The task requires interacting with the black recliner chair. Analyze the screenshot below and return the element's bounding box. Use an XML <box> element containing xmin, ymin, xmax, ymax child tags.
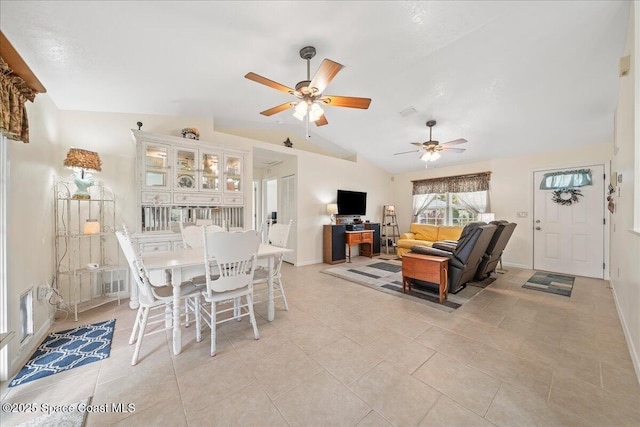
<box><xmin>409</xmin><ymin>223</ymin><xmax>497</xmax><ymax>294</ymax></box>
<box><xmin>474</xmin><ymin>221</ymin><xmax>517</xmax><ymax>280</ymax></box>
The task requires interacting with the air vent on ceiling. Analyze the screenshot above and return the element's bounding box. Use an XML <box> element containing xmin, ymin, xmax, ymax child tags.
<box><xmin>399</xmin><ymin>107</ymin><xmax>417</xmax><ymax>117</ymax></box>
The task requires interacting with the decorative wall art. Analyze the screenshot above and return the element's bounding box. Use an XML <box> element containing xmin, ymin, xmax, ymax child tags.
<box><xmin>607</xmin><ymin>172</ymin><xmax>617</xmax><ymax>213</ymax></box>
<box><xmin>551</xmin><ymin>188</ymin><xmax>583</xmax><ymax>206</ymax></box>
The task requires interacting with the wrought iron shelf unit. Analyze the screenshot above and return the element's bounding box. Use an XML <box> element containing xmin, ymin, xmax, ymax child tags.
<box><xmin>54</xmin><ymin>178</ymin><xmax>128</xmax><ymax>321</ymax></box>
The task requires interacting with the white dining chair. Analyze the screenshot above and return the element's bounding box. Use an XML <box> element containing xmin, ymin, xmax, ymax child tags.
<box><xmin>253</xmin><ymin>220</ymin><xmax>292</xmax><ymax>310</ymax></box>
<box><xmin>198</xmin><ymin>230</ymin><xmax>261</xmax><ymax>356</ymax></box>
<box><xmin>115</xmin><ymin>231</ymin><xmax>201</xmax><ymax>365</ymax></box>
<box><xmin>180</xmin><ymin>223</ymin><xmax>225</xmax><ymax>249</ymax></box>
<box><xmin>179</xmin><ymin>223</ymin><xmax>224</xmax><ymax>286</ymax></box>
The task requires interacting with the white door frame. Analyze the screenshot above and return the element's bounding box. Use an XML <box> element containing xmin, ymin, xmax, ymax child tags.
<box><xmin>0</xmin><ymin>135</ymin><xmax>9</xmax><ymax>380</ymax></box>
<box><xmin>279</xmin><ymin>174</ymin><xmax>296</xmax><ymax>264</ymax></box>
<box><xmin>532</xmin><ymin>163</ymin><xmax>609</xmax><ymax>279</ymax></box>
<box><xmin>252</xmin><ymin>179</ymin><xmax>260</xmax><ymax>231</ymax></box>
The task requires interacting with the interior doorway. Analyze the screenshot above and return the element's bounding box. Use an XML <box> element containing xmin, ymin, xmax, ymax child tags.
<box><xmin>533</xmin><ymin>164</ymin><xmax>605</xmax><ymax>278</ymax></box>
<box><xmin>263</xmin><ymin>178</ymin><xmax>278</xmax><ymax>225</ymax></box>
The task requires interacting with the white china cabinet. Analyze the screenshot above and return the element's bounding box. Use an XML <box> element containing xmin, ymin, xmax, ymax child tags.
<box><xmin>131</xmin><ymin>130</ymin><xmax>250</xmax><ymax>254</ymax></box>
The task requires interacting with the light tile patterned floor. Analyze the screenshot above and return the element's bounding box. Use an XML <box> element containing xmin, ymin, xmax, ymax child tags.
<box><xmin>2</xmin><ymin>260</ymin><xmax>639</xmax><ymax>426</ymax></box>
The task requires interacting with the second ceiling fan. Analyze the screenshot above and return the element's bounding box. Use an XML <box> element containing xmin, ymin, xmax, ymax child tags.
<box><xmin>395</xmin><ymin>120</ymin><xmax>467</xmax><ymax>162</ymax></box>
<box><xmin>245</xmin><ymin>46</ymin><xmax>371</xmax><ymax>127</ymax></box>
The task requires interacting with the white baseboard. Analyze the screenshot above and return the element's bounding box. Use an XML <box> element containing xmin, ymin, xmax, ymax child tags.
<box><xmin>501</xmin><ymin>261</ymin><xmax>531</xmax><ymax>270</ymax></box>
<box><xmin>610</xmin><ymin>279</ymin><xmax>640</xmax><ymax>385</ymax></box>
<box><xmin>8</xmin><ymin>316</ymin><xmax>52</xmax><ymax>381</ymax></box>
<box><xmin>296</xmin><ymin>259</ymin><xmax>324</xmax><ymax>267</ymax></box>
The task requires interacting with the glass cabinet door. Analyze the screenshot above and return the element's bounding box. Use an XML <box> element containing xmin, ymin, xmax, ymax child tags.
<box><xmin>144</xmin><ymin>143</ymin><xmax>169</xmax><ymax>189</ymax></box>
<box><xmin>200</xmin><ymin>151</ymin><xmax>220</xmax><ymax>191</ymax></box>
<box><xmin>175</xmin><ymin>148</ymin><xmax>197</xmax><ymax>190</ymax></box>
<box><xmin>224</xmin><ymin>155</ymin><xmax>242</xmax><ymax>193</ymax></box>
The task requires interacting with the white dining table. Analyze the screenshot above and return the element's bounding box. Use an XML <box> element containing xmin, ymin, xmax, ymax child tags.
<box><xmin>141</xmin><ymin>243</ymin><xmax>292</xmax><ymax>355</ymax></box>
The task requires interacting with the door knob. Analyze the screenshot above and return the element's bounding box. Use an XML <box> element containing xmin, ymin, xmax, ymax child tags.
<box><xmin>535</xmin><ymin>219</ymin><xmax>541</xmax><ymax>223</ymax></box>
<box><xmin>535</xmin><ymin>226</ymin><xmax>541</xmax><ymax>230</ymax></box>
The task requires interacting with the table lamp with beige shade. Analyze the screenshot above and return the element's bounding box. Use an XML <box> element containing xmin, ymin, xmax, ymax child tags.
<box><xmin>63</xmin><ymin>148</ymin><xmax>102</xmax><ymax>199</ymax></box>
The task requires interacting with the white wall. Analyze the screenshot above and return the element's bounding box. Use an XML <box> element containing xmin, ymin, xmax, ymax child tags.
<box><xmin>52</xmin><ymin>110</ymin><xmax>393</xmax><ymax>267</ymax></box>
<box><xmin>5</xmin><ymin>94</ymin><xmax>59</xmax><ymax>378</ymax></box>
<box><xmin>609</xmin><ymin>3</ymin><xmax>640</xmax><ymax>380</ymax></box>
<box><xmin>296</xmin><ymin>152</ymin><xmax>393</xmax><ymax>265</ymax></box>
<box><xmin>391</xmin><ymin>142</ymin><xmax>610</xmax><ymax>269</ymax></box>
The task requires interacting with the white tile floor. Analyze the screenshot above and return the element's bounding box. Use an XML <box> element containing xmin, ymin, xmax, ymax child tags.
<box><xmin>2</xmin><ymin>259</ymin><xmax>639</xmax><ymax>426</ymax></box>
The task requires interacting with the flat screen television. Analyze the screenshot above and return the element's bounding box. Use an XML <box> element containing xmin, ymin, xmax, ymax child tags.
<box><xmin>337</xmin><ymin>190</ymin><xmax>367</xmax><ymax>216</ymax></box>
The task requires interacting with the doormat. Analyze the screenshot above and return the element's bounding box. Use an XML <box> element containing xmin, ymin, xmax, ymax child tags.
<box><xmin>15</xmin><ymin>396</ymin><xmax>92</xmax><ymax>427</ymax></box>
<box><xmin>9</xmin><ymin>319</ymin><xmax>115</xmax><ymax>388</ymax></box>
<box><xmin>522</xmin><ymin>271</ymin><xmax>574</xmax><ymax>297</ymax></box>
<box><xmin>321</xmin><ymin>260</ymin><xmax>494</xmax><ymax>313</ymax></box>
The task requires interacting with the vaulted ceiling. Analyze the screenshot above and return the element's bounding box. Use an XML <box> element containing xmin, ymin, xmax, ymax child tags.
<box><xmin>0</xmin><ymin>1</ymin><xmax>630</xmax><ymax>173</ymax></box>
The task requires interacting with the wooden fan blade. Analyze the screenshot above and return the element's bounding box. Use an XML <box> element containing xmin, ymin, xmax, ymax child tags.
<box><xmin>309</xmin><ymin>59</ymin><xmax>344</xmax><ymax>94</ymax></box>
<box><xmin>260</xmin><ymin>102</ymin><xmax>296</xmax><ymax>116</ymax></box>
<box><xmin>443</xmin><ymin>147</ymin><xmax>466</xmax><ymax>153</ymax></box>
<box><xmin>410</xmin><ymin>142</ymin><xmax>424</xmax><ymax>147</ymax></box>
<box><xmin>315</xmin><ymin>115</ymin><xmax>328</xmax><ymax>126</ymax></box>
<box><xmin>441</xmin><ymin>138</ymin><xmax>467</xmax><ymax>146</ymax></box>
<box><xmin>245</xmin><ymin>72</ymin><xmax>294</xmax><ymax>94</ymax></box>
<box><xmin>320</xmin><ymin>95</ymin><xmax>371</xmax><ymax>109</ymax></box>
<box><xmin>394</xmin><ymin>149</ymin><xmax>419</xmax><ymax>155</ymax></box>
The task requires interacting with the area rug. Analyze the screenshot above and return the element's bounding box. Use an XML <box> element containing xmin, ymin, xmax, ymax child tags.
<box><xmin>522</xmin><ymin>271</ymin><xmax>574</xmax><ymax>297</ymax></box>
<box><xmin>9</xmin><ymin>319</ymin><xmax>115</xmax><ymax>388</ymax></box>
<box><xmin>15</xmin><ymin>396</ymin><xmax>92</xmax><ymax>427</ymax></box>
<box><xmin>321</xmin><ymin>260</ymin><xmax>494</xmax><ymax>313</ymax></box>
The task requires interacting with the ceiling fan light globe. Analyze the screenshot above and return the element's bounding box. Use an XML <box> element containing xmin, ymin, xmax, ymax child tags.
<box><xmin>309</xmin><ymin>103</ymin><xmax>324</xmax><ymax>121</ymax></box>
<box><xmin>293</xmin><ymin>102</ymin><xmax>307</xmax><ymax>120</ymax></box>
<box><xmin>431</xmin><ymin>151</ymin><xmax>441</xmax><ymax>161</ymax></box>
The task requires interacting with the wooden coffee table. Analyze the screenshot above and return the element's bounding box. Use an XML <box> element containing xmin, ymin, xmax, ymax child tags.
<box><xmin>401</xmin><ymin>253</ymin><xmax>449</xmax><ymax>303</ymax></box>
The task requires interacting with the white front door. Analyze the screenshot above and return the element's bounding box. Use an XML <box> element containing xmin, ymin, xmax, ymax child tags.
<box><xmin>533</xmin><ymin>165</ymin><xmax>604</xmax><ymax>278</ymax></box>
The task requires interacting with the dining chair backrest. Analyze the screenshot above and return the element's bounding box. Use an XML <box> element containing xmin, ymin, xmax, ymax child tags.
<box><xmin>203</xmin><ymin>230</ymin><xmax>260</xmax><ymax>294</ymax></box>
<box><xmin>115</xmin><ymin>231</ymin><xmax>156</xmax><ymax>306</ymax></box>
<box><xmin>180</xmin><ymin>223</ymin><xmax>204</xmax><ymax>249</ymax></box>
<box><xmin>267</xmin><ymin>220</ymin><xmax>292</xmax><ymax>248</ymax></box>
<box><xmin>195</xmin><ymin>219</ymin><xmax>213</xmax><ymax>226</ymax></box>
<box><xmin>181</xmin><ymin>223</ymin><xmax>223</xmax><ymax>249</ymax></box>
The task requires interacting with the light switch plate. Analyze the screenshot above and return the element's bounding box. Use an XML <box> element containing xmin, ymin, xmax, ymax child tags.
<box><xmin>516</xmin><ymin>211</ymin><xmax>528</xmax><ymax>218</ymax></box>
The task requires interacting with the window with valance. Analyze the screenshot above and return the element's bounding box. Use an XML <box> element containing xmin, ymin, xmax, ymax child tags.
<box><xmin>412</xmin><ymin>172</ymin><xmax>491</xmax><ymax>225</ymax></box>
<box><xmin>412</xmin><ymin>171</ymin><xmax>491</xmax><ymax>194</ymax></box>
<box><xmin>0</xmin><ymin>56</ymin><xmax>36</xmax><ymax>143</ymax></box>
<box><xmin>1</xmin><ymin>32</ymin><xmax>46</xmax><ymax>144</ymax></box>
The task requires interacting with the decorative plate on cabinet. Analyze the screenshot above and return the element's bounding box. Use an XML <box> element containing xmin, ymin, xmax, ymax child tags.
<box><xmin>177</xmin><ymin>175</ymin><xmax>195</xmax><ymax>188</ymax></box>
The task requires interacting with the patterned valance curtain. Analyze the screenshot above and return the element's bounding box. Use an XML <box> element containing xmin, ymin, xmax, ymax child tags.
<box><xmin>539</xmin><ymin>169</ymin><xmax>592</xmax><ymax>190</ymax></box>
<box><xmin>412</xmin><ymin>171</ymin><xmax>491</xmax><ymax>195</ymax></box>
<box><xmin>0</xmin><ymin>56</ymin><xmax>35</xmax><ymax>143</ymax></box>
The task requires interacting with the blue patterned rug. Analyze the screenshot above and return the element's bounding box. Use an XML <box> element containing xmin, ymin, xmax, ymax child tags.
<box><xmin>522</xmin><ymin>271</ymin><xmax>575</xmax><ymax>297</ymax></box>
<box><xmin>9</xmin><ymin>319</ymin><xmax>115</xmax><ymax>387</ymax></box>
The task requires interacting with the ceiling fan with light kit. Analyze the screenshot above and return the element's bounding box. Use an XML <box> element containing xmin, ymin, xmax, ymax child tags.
<box><xmin>394</xmin><ymin>120</ymin><xmax>467</xmax><ymax>165</ymax></box>
<box><xmin>245</xmin><ymin>46</ymin><xmax>371</xmax><ymax>138</ymax></box>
